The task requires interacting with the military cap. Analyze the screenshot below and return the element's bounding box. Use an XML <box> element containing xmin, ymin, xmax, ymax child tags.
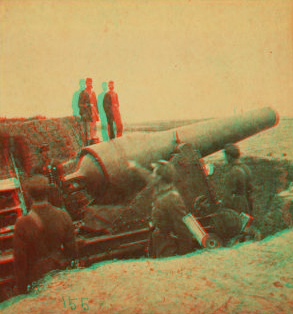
<box><xmin>24</xmin><ymin>175</ymin><xmax>51</xmax><ymax>200</ymax></box>
<box><xmin>223</xmin><ymin>143</ymin><xmax>240</xmax><ymax>159</ymax></box>
<box><xmin>151</xmin><ymin>160</ymin><xmax>176</xmax><ymax>184</ymax></box>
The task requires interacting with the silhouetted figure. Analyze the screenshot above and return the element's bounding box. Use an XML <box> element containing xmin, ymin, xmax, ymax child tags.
<box><xmin>13</xmin><ymin>175</ymin><xmax>78</xmax><ymax>294</ymax></box>
<box><xmin>79</xmin><ymin>78</ymin><xmax>100</xmax><ymax>145</ymax></box>
<box><xmin>29</xmin><ymin>143</ymin><xmax>50</xmax><ymax>177</ymax></box>
<box><xmin>221</xmin><ymin>143</ymin><xmax>254</xmax><ymax>215</ymax></box>
<box><xmin>72</xmin><ymin>79</ymin><xmax>85</xmax><ymax>119</ymax></box>
<box><xmin>128</xmin><ymin>160</ymin><xmax>194</xmax><ymax>258</ymax></box>
<box><xmin>260</xmin><ymin>173</ymin><xmax>293</xmax><ymax>239</ymax></box>
<box><xmin>72</xmin><ymin>79</ymin><xmax>85</xmax><ymax>143</ymax></box>
<box><xmin>31</xmin><ymin>144</ymin><xmax>64</xmax><ymax>208</ymax></box>
<box><xmin>97</xmin><ymin>82</ymin><xmax>112</xmax><ymax>141</ymax></box>
<box><xmin>86</xmin><ymin>78</ymin><xmax>100</xmax><ymax>144</ymax></box>
<box><xmin>103</xmin><ymin>81</ymin><xmax>123</xmax><ymax>139</ymax></box>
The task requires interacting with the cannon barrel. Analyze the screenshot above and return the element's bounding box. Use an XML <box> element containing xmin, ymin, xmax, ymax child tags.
<box><xmin>64</xmin><ymin>107</ymin><xmax>278</xmax><ymax>202</ymax></box>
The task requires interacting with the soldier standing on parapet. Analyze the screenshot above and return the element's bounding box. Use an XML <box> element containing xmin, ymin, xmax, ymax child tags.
<box><xmin>72</xmin><ymin>79</ymin><xmax>85</xmax><ymax>119</ymax></box>
<box><xmin>103</xmin><ymin>81</ymin><xmax>123</xmax><ymax>139</ymax></box>
<box><xmin>79</xmin><ymin>78</ymin><xmax>100</xmax><ymax>146</ymax></box>
<box><xmin>128</xmin><ymin>160</ymin><xmax>194</xmax><ymax>258</ymax></box>
<box><xmin>13</xmin><ymin>175</ymin><xmax>78</xmax><ymax>295</ymax></box>
<box><xmin>72</xmin><ymin>79</ymin><xmax>85</xmax><ymax>142</ymax></box>
<box><xmin>221</xmin><ymin>143</ymin><xmax>254</xmax><ymax>215</ymax></box>
<box><xmin>87</xmin><ymin>78</ymin><xmax>100</xmax><ymax>144</ymax></box>
<box><xmin>97</xmin><ymin>82</ymin><xmax>111</xmax><ymax>141</ymax></box>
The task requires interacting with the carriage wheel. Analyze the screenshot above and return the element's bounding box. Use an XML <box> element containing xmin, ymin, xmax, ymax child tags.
<box><xmin>203</xmin><ymin>233</ymin><xmax>223</xmax><ymax>249</ymax></box>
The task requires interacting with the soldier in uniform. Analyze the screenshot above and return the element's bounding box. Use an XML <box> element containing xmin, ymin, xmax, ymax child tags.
<box><xmin>78</xmin><ymin>78</ymin><xmax>94</xmax><ymax>145</ymax></box>
<box><xmin>97</xmin><ymin>81</ymin><xmax>111</xmax><ymax>141</ymax></box>
<box><xmin>13</xmin><ymin>175</ymin><xmax>78</xmax><ymax>294</ymax></box>
<box><xmin>72</xmin><ymin>79</ymin><xmax>85</xmax><ymax>143</ymax></box>
<box><xmin>128</xmin><ymin>160</ymin><xmax>194</xmax><ymax>258</ymax></box>
<box><xmin>86</xmin><ymin>78</ymin><xmax>100</xmax><ymax>144</ymax></box>
<box><xmin>260</xmin><ymin>169</ymin><xmax>293</xmax><ymax>239</ymax></box>
<box><xmin>32</xmin><ymin>144</ymin><xmax>63</xmax><ymax>208</ymax></box>
<box><xmin>72</xmin><ymin>79</ymin><xmax>85</xmax><ymax>120</ymax></box>
<box><xmin>221</xmin><ymin>143</ymin><xmax>254</xmax><ymax>215</ymax></box>
<box><xmin>29</xmin><ymin>143</ymin><xmax>50</xmax><ymax>177</ymax></box>
<box><xmin>103</xmin><ymin>81</ymin><xmax>123</xmax><ymax>139</ymax></box>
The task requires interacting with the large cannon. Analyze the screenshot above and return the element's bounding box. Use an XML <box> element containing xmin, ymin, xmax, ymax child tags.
<box><xmin>0</xmin><ymin>106</ymin><xmax>279</xmax><ymax>301</ymax></box>
<box><xmin>63</xmin><ymin>106</ymin><xmax>278</xmax><ymax>205</ymax></box>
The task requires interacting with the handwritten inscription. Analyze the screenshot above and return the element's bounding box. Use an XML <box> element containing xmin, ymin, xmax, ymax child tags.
<box><xmin>62</xmin><ymin>297</ymin><xmax>89</xmax><ymax>310</ymax></box>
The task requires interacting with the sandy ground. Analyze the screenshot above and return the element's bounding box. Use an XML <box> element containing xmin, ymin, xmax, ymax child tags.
<box><xmin>1</xmin><ymin>228</ymin><xmax>293</xmax><ymax>314</ymax></box>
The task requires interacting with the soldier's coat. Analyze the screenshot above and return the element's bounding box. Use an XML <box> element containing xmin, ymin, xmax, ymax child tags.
<box><xmin>13</xmin><ymin>202</ymin><xmax>78</xmax><ymax>294</ymax></box>
<box><xmin>150</xmin><ymin>186</ymin><xmax>194</xmax><ymax>258</ymax></box>
<box><xmin>222</xmin><ymin>160</ymin><xmax>254</xmax><ymax>215</ymax></box>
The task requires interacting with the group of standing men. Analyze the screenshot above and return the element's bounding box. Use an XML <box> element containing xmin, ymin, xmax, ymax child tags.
<box><xmin>72</xmin><ymin>79</ymin><xmax>123</xmax><ymax>146</ymax></box>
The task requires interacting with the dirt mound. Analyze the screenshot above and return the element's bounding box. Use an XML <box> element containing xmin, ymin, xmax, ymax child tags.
<box><xmin>0</xmin><ymin>117</ymin><xmax>82</xmax><ymax>178</ymax></box>
<box><xmin>1</xmin><ymin>229</ymin><xmax>293</xmax><ymax>314</ymax></box>
<box><xmin>209</xmin><ymin>156</ymin><xmax>293</xmax><ymax>235</ymax></box>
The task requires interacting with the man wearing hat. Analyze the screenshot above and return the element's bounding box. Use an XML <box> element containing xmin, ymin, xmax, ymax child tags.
<box><xmin>29</xmin><ymin>143</ymin><xmax>50</xmax><ymax>177</ymax></box>
<box><xmin>97</xmin><ymin>81</ymin><xmax>111</xmax><ymax>141</ymax></box>
<box><xmin>30</xmin><ymin>144</ymin><xmax>63</xmax><ymax>208</ymax></box>
<box><xmin>13</xmin><ymin>175</ymin><xmax>78</xmax><ymax>294</ymax></box>
<box><xmin>72</xmin><ymin>79</ymin><xmax>85</xmax><ymax>119</ymax></box>
<box><xmin>128</xmin><ymin>159</ymin><xmax>194</xmax><ymax>258</ymax></box>
<box><xmin>72</xmin><ymin>79</ymin><xmax>85</xmax><ymax>142</ymax></box>
<box><xmin>103</xmin><ymin>81</ymin><xmax>123</xmax><ymax>139</ymax></box>
<box><xmin>78</xmin><ymin>78</ymin><xmax>100</xmax><ymax>145</ymax></box>
<box><xmin>221</xmin><ymin>143</ymin><xmax>254</xmax><ymax>215</ymax></box>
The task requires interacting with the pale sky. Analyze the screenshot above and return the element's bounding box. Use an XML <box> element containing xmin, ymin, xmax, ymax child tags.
<box><xmin>1</xmin><ymin>0</ymin><xmax>293</xmax><ymax>123</ymax></box>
